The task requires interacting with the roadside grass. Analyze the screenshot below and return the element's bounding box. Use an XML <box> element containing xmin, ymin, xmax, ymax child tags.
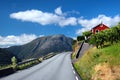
<box><xmin>17</xmin><ymin>60</ymin><xmax>40</xmax><ymax>70</ymax></box>
<box><xmin>72</xmin><ymin>41</ymin><xmax>81</xmax><ymax>59</ymax></box>
<box><xmin>74</xmin><ymin>42</ymin><xmax>120</xmax><ymax>80</ymax></box>
<box><xmin>0</xmin><ymin>65</ymin><xmax>12</xmax><ymax>70</ymax></box>
<box><xmin>71</xmin><ymin>52</ymin><xmax>76</xmax><ymax>59</ymax></box>
<box><xmin>0</xmin><ymin>60</ymin><xmax>41</xmax><ymax>71</ymax></box>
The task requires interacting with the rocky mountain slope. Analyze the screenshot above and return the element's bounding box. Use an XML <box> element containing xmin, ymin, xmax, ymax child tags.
<box><xmin>6</xmin><ymin>34</ymin><xmax>73</xmax><ymax>60</ymax></box>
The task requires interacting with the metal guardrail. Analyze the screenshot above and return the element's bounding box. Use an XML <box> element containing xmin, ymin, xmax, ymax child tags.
<box><xmin>76</xmin><ymin>41</ymin><xmax>84</xmax><ymax>59</ymax></box>
<box><xmin>17</xmin><ymin>58</ymin><xmax>39</xmax><ymax>65</ymax></box>
<box><xmin>0</xmin><ymin>58</ymin><xmax>41</xmax><ymax>77</ymax></box>
<box><xmin>43</xmin><ymin>53</ymin><xmax>56</xmax><ymax>60</ymax></box>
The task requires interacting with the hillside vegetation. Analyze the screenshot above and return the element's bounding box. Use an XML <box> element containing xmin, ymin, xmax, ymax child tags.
<box><xmin>0</xmin><ymin>48</ymin><xmax>16</xmax><ymax>65</ymax></box>
<box><xmin>89</xmin><ymin>23</ymin><xmax>120</xmax><ymax>48</ymax></box>
<box><xmin>74</xmin><ymin>42</ymin><xmax>120</xmax><ymax>80</ymax></box>
<box><xmin>74</xmin><ymin>23</ymin><xmax>120</xmax><ymax>80</ymax></box>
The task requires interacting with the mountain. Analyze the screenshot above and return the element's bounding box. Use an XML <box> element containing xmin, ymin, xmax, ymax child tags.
<box><xmin>0</xmin><ymin>48</ymin><xmax>15</xmax><ymax>65</ymax></box>
<box><xmin>6</xmin><ymin>34</ymin><xmax>73</xmax><ymax>60</ymax></box>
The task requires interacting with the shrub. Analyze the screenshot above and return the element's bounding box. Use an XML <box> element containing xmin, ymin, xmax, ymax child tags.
<box><xmin>11</xmin><ymin>56</ymin><xmax>17</xmax><ymax>70</ymax></box>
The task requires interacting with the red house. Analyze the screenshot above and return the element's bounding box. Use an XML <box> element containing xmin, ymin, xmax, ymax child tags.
<box><xmin>91</xmin><ymin>23</ymin><xmax>109</xmax><ymax>34</ymax></box>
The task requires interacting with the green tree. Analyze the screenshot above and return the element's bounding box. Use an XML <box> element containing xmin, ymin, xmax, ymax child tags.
<box><xmin>82</xmin><ymin>31</ymin><xmax>92</xmax><ymax>38</ymax></box>
<box><xmin>11</xmin><ymin>56</ymin><xmax>17</xmax><ymax>70</ymax></box>
<box><xmin>89</xmin><ymin>34</ymin><xmax>97</xmax><ymax>46</ymax></box>
<box><xmin>111</xmin><ymin>26</ymin><xmax>119</xmax><ymax>43</ymax></box>
<box><xmin>72</xmin><ymin>40</ymin><xmax>77</xmax><ymax>45</ymax></box>
<box><xmin>77</xmin><ymin>36</ymin><xmax>84</xmax><ymax>41</ymax></box>
<box><xmin>107</xmin><ymin>29</ymin><xmax>115</xmax><ymax>44</ymax></box>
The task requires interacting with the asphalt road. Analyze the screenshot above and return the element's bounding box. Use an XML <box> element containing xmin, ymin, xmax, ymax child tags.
<box><xmin>0</xmin><ymin>52</ymin><xmax>80</xmax><ymax>80</ymax></box>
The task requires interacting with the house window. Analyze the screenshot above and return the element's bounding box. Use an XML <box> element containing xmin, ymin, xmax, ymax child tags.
<box><xmin>96</xmin><ymin>30</ymin><xmax>99</xmax><ymax>33</ymax></box>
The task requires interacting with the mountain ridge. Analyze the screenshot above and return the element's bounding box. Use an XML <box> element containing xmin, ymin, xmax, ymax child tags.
<box><xmin>6</xmin><ymin>34</ymin><xmax>73</xmax><ymax>60</ymax></box>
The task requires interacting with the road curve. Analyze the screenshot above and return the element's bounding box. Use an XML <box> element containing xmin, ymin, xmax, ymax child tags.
<box><xmin>0</xmin><ymin>52</ymin><xmax>79</xmax><ymax>80</ymax></box>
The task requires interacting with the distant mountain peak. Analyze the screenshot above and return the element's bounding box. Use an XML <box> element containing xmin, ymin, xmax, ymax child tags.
<box><xmin>6</xmin><ymin>35</ymin><xmax>73</xmax><ymax>60</ymax></box>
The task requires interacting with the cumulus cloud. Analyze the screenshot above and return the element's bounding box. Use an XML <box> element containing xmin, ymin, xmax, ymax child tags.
<box><xmin>55</xmin><ymin>7</ymin><xmax>62</xmax><ymax>15</ymax></box>
<box><xmin>0</xmin><ymin>34</ymin><xmax>44</xmax><ymax>48</ymax></box>
<box><xmin>10</xmin><ymin>7</ymin><xmax>77</xmax><ymax>27</ymax></box>
<box><xmin>76</xmin><ymin>14</ymin><xmax>120</xmax><ymax>35</ymax></box>
<box><xmin>59</xmin><ymin>17</ymin><xmax>77</xmax><ymax>26</ymax></box>
<box><xmin>76</xmin><ymin>28</ymin><xmax>88</xmax><ymax>35</ymax></box>
<box><xmin>9</xmin><ymin>7</ymin><xmax>120</xmax><ymax>35</ymax></box>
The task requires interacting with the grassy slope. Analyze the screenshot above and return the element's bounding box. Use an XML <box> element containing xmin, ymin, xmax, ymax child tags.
<box><xmin>74</xmin><ymin>42</ymin><xmax>120</xmax><ymax>80</ymax></box>
<box><xmin>72</xmin><ymin>41</ymin><xmax>82</xmax><ymax>59</ymax></box>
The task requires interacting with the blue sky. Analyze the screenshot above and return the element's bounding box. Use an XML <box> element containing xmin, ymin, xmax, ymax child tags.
<box><xmin>0</xmin><ymin>0</ymin><xmax>120</xmax><ymax>47</ymax></box>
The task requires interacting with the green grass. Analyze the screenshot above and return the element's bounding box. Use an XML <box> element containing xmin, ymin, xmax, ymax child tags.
<box><xmin>0</xmin><ymin>59</ymin><xmax>42</xmax><ymax>70</ymax></box>
<box><xmin>74</xmin><ymin>42</ymin><xmax>120</xmax><ymax>80</ymax></box>
<box><xmin>43</xmin><ymin>53</ymin><xmax>56</xmax><ymax>60</ymax></box>
<box><xmin>18</xmin><ymin>60</ymin><xmax>40</xmax><ymax>70</ymax></box>
<box><xmin>0</xmin><ymin>65</ymin><xmax>12</xmax><ymax>70</ymax></box>
<box><xmin>71</xmin><ymin>52</ymin><xmax>76</xmax><ymax>59</ymax></box>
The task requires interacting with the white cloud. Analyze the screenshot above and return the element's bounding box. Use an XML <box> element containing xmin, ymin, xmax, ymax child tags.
<box><xmin>39</xmin><ymin>35</ymin><xmax>44</xmax><ymax>37</ymax></box>
<box><xmin>9</xmin><ymin>7</ymin><xmax>120</xmax><ymax>35</ymax></box>
<box><xmin>55</xmin><ymin>7</ymin><xmax>62</xmax><ymax>15</ymax></box>
<box><xmin>76</xmin><ymin>14</ymin><xmax>120</xmax><ymax>35</ymax></box>
<box><xmin>59</xmin><ymin>17</ymin><xmax>77</xmax><ymax>26</ymax></box>
<box><xmin>76</xmin><ymin>28</ymin><xmax>89</xmax><ymax>35</ymax></box>
<box><xmin>72</xmin><ymin>37</ymin><xmax>77</xmax><ymax>40</ymax></box>
<box><xmin>10</xmin><ymin>7</ymin><xmax>77</xmax><ymax>27</ymax></box>
<box><xmin>0</xmin><ymin>34</ymin><xmax>44</xmax><ymax>48</ymax></box>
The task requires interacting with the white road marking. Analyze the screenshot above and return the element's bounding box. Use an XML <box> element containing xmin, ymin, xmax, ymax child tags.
<box><xmin>72</xmin><ymin>66</ymin><xmax>73</xmax><ymax>69</ymax></box>
<box><xmin>73</xmin><ymin>70</ymin><xmax>75</xmax><ymax>74</ymax></box>
<box><xmin>76</xmin><ymin>76</ymin><xmax>79</xmax><ymax>80</ymax></box>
